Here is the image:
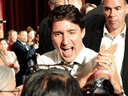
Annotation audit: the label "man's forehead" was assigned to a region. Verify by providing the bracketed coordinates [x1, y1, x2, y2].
[103, 0, 125, 6]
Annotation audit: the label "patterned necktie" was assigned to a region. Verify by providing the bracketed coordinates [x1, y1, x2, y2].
[60, 61, 79, 73]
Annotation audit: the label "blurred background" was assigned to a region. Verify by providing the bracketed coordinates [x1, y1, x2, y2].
[0, 0, 116, 38]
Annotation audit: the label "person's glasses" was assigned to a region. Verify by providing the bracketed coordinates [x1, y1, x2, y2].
[29, 63, 77, 74]
[0, 87, 20, 96]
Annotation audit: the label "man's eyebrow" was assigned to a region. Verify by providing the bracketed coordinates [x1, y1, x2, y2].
[116, 6, 122, 8]
[67, 29, 77, 31]
[52, 31, 62, 33]
[104, 6, 111, 9]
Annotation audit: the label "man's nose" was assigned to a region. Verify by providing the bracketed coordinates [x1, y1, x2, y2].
[110, 9, 115, 17]
[62, 34, 69, 45]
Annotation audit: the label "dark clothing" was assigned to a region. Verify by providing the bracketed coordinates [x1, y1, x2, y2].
[83, 3, 128, 96]
[38, 16, 54, 55]
[11, 40, 36, 86]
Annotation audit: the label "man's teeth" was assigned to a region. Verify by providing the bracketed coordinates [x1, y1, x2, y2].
[63, 47, 73, 50]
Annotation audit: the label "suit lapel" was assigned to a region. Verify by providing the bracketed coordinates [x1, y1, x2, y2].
[17, 40, 27, 50]
[91, 29, 103, 52]
[121, 26, 128, 92]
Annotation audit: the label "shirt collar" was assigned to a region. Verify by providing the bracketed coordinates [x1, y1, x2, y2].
[103, 23, 126, 39]
[18, 39, 26, 45]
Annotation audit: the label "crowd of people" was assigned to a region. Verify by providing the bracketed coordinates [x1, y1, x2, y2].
[0, 0, 127, 96]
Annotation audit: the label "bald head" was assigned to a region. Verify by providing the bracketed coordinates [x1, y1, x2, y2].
[49, 0, 68, 10]
[68, 0, 82, 11]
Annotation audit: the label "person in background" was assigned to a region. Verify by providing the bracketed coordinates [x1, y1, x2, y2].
[83, 0, 128, 95]
[35, 32, 41, 58]
[0, 65, 20, 96]
[26, 27, 36, 46]
[0, 28, 4, 39]
[81, 3, 97, 18]
[0, 38, 20, 75]
[11, 30, 39, 86]
[35, 32, 39, 45]
[68, 0, 83, 11]
[7, 30, 18, 51]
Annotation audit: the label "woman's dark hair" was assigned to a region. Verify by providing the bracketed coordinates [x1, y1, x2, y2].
[48, 4, 85, 35]
[0, 38, 8, 44]
[26, 27, 35, 33]
[21, 68, 82, 96]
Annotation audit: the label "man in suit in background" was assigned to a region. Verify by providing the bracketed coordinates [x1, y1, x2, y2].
[83, 0, 128, 95]
[11, 30, 38, 86]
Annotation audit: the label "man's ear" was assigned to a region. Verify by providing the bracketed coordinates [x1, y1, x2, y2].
[125, 4, 128, 14]
[48, 1, 54, 10]
[82, 28, 85, 39]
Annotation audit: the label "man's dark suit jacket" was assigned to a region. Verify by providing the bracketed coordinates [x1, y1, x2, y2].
[38, 16, 55, 55]
[83, 3, 128, 96]
[11, 40, 36, 75]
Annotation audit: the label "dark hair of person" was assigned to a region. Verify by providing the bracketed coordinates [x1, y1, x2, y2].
[18, 30, 27, 34]
[35, 32, 39, 37]
[21, 68, 82, 96]
[81, 3, 97, 17]
[48, 4, 85, 35]
[0, 38, 8, 44]
[26, 27, 35, 33]
[7, 30, 17, 39]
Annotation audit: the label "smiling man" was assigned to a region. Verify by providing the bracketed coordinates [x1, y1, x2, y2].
[37, 5, 97, 81]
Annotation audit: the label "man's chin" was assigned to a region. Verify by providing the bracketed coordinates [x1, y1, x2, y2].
[62, 56, 75, 63]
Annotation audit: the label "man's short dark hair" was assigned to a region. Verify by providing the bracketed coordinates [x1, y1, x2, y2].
[48, 5, 85, 34]
[18, 30, 27, 34]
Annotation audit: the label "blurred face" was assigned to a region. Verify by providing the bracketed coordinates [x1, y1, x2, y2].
[28, 31, 35, 40]
[68, 0, 82, 11]
[9, 32, 17, 42]
[51, 20, 85, 63]
[0, 77, 16, 96]
[0, 40, 8, 51]
[103, 0, 128, 31]
[18, 31, 27, 43]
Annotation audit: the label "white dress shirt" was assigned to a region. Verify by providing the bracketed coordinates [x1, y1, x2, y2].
[37, 44, 98, 82]
[100, 24, 126, 87]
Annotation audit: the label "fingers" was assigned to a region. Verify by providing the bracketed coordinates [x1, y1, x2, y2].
[96, 57, 112, 66]
[104, 43, 118, 55]
[99, 43, 105, 54]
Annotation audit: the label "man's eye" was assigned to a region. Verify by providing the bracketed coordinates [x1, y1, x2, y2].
[70, 32, 75, 34]
[105, 7, 111, 11]
[116, 7, 121, 10]
[55, 33, 61, 36]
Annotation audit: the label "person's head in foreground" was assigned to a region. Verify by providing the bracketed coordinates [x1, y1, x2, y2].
[21, 68, 82, 96]
[48, 4, 85, 63]
[0, 65, 20, 96]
